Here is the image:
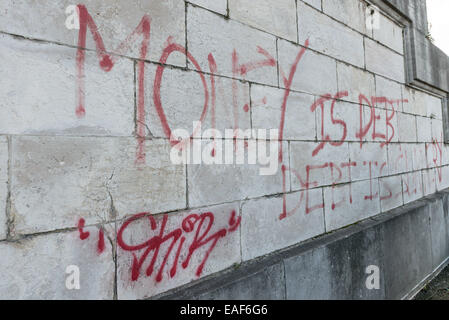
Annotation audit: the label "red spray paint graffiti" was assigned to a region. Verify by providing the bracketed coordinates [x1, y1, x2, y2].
[73, 6, 441, 228]
[117, 210, 240, 282]
[277, 40, 309, 162]
[428, 137, 444, 183]
[77, 218, 105, 254]
[311, 91, 349, 156]
[75, 5, 292, 163]
[153, 42, 209, 150]
[78, 210, 240, 283]
[77, 218, 90, 240]
[75, 4, 150, 164]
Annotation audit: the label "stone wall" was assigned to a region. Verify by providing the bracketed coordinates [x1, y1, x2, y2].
[0, 0, 447, 299]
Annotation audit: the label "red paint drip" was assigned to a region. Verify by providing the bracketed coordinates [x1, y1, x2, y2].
[208, 53, 218, 156]
[232, 50, 240, 138]
[75, 5, 151, 164]
[97, 229, 105, 254]
[279, 165, 288, 220]
[77, 218, 90, 240]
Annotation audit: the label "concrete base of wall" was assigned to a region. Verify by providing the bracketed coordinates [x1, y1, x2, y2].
[155, 189, 449, 300]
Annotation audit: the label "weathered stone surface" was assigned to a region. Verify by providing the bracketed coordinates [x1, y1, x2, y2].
[0, 0, 186, 66]
[187, 141, 288, 208]
[302, 0, 322, 10]
[229, 0, 297, 41]
[0, 0, 447, 301]
[161, 190, 449, 300]
[145, 63, 251, 138]
[382, 203, 433, 299]
[0, 137, 7, 240]
[241, 190, 325, 261]
[409, 27, 449, 94]
[402, 86, 441, 118]
[436, 166, 449, 191]
[278, 39, 338, 95]
[375, 75, 403, 106]
[427, 196, 449, 269]
[365, 37, 405, 83]
[290, 142, 350, 190]
[397, 112, 417, 142]
[411, 143, 427, 170]
[324, 179, 380, 231]
[298, 1, 365, 68]
[251, 84, 316, 140]
[0, 34, 134, 136]
[285, 246, 333, 299]
[432, 119, 444, 142]
[426, 95, 443, 120]
[379, 175, 403, 212]
[373, 13, 404, 54]
[349, 142, 388, 181]
[0, 226, 115, 299]
[322, 0, 368, 35]
[187, 5, 277, 86]
[383, 0, 428, 33]
[285, 223, 384, 299]
[188, 0, 227, 15]
[388, 143, 412, 175]
[402, 171, 424, 204]
[416, 116, 433, 142]
[337, 62, 375, 105]
[11, 136, 186, 235]
[422, 169, 437, 196]
[197, 262, 286, 300]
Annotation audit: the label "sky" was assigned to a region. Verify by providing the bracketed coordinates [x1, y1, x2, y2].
[426, 0, 449, 55]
